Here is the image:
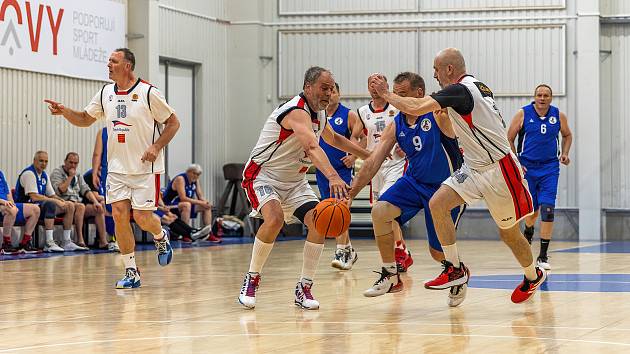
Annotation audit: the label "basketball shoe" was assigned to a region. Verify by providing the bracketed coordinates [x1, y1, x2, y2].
[424, 261, 469, 290]
[363, 267, 403, 297]
[238, 272, 260, 309]
[116, 268, 141, 289]
[154, 228, 173, 266]
[341, 246, 358, 270]
[537, 256, 551, 270]
[395, 243, 414, 273]
[511, 267, 547, 303]
[1, 242, 19, 255]
[294, 278, 319, 310]
[331, 248, 345, 270]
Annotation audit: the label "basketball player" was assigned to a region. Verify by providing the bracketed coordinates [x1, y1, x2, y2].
[507, 84, 572, 270]
[358, 76, 414, 273]
[350, 72, 466, 306]
[44, 48, 180, 289]
[369, 48, 547, 304]
[315, 82, 364, 270]
[238, 66, 370, 310]
[0, 170, 41, 254]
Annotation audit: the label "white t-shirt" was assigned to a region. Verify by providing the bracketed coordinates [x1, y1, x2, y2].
[85, 79, 174, 175]
[20, 170, 55, 197]
[357, 102, 405, 169]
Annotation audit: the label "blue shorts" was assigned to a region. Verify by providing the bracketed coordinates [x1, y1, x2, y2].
[379, 175, 464, 252]
[0, 203, 26, 224]
[315, 167, 353, 199]
[521, 159, 559, 210]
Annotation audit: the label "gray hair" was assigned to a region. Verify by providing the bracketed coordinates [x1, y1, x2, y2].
[394, 72, 426, 92]
[187, 163, 203, 174]
[303, 66, 331, 89]
[114, 47, 136, 70]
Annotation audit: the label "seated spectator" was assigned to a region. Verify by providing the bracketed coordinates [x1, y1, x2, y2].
[51, 152, 106, 251]
[14, 151, 77, 252]
[163, 164, 214, 226]
[0, 170, 41, 254]
[155, 195, 214, 243]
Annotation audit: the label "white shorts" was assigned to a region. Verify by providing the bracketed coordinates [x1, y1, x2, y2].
[370, 162, 405, 203]
[443, 153, 533, 229]
[243, 172, 318, 224]
[106, 172, 160, 211]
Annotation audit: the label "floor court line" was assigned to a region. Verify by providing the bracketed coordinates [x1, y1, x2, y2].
[1, 332, 629, 352]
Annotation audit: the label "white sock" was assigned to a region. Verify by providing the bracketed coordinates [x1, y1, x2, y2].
[337, 243, 350, 250]
[63, 229, 72, 242]
[121, 252, 137, 270]
[248, 238, 274, 273]
[45, 230, 54, 243]
[382, 262, 397, 274]
[523, 261, 537, 281]
[442, 244, 461, 268]
[300, 241, 324, 281]
[153, 229, 165, 241]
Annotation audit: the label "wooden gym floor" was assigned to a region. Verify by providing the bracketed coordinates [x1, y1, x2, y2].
[1, 238, 630, 353]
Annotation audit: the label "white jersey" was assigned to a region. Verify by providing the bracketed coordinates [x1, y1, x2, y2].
[85, 79, 174, 175]
[357, 102, 405, 169]
[432, 75, 511, 170]
[244, 93, 327, 183]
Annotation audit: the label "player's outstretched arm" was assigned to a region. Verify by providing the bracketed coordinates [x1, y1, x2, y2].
[321, 123, 370, 160]
[44, 99, 96, 127]
[507, 109, 524, 154]
[369, 74, 441, 116]
[284, 109, 348, 199]
[349, 123, 396, 199]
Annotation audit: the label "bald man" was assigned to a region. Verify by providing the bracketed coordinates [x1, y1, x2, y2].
[369, 48, 546, 304]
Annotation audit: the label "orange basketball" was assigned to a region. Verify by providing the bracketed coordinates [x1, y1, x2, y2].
[312, 198, 351, 237]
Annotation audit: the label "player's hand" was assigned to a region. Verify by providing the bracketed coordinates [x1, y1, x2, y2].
[92, 173, 100, 189]
[141, 144, 160, 163]
[68, 168, 76, 177]
[328, 175, 349, 200]
[560, 154, 570, 165]
[341, 155, 357, 168]
[55, 199, 67, 210]
[44, 99, 66, 115]
[369, 74, 389, 98]
[94, 202, 104, 213]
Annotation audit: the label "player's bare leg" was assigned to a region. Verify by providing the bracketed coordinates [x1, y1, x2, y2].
[239, 200, 284, 309]
[178, 201, 192, 225]
[134, 209, 172, 266]
[364, 201, 403, 297]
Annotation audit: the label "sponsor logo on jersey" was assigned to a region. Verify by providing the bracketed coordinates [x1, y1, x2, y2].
[334, 117, 343, 125]
[112, 120, 132, 133]
[421, 118, 432, 131]
[529, 119, 534, 123]
[549, 116, 557, 124]
[399, 131, 406, 137]
[117, 134, 126, 143]
[388, 110, 395, 117]
[109, 95, 113, 102]
[132, 94, 139, 102]
[113, 120, 132, 127]
[145, 199, 154, 203]
[474, 81, 494, 98]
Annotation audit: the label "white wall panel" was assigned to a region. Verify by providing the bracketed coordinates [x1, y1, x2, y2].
[159, 5, 228, 200]
[278, 29, 418, 98]
[0, 68, 104, 185]
[158, 0, 226, 18]
[600, 0, 630, 16]
[420, 0, 565, 12]
[418, 25, 566, 96]
[600, 24, 630, 209]
[278, 0, 417, 15]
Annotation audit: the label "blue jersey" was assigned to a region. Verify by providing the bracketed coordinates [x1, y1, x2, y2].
[0, 170, 9, 200]
[100, 127, 108, 173]
[517, 103, 561, 163]
[319, 104, 352, 171]
[15, 165, 49, 203]
[163, 173, 197, 205]
[394, 112, 462, 184]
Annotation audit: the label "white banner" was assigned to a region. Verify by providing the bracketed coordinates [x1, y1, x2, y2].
[0, 0, 126, 81]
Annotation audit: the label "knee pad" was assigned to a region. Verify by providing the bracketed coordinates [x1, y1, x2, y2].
[540, 204, 555, 222]
[41, 201, 57, 219]
[294, 201, 318, 225]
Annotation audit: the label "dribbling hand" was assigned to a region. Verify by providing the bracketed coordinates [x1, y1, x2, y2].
[44, 99, 65, 115]
[328, 175, 349, 200]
